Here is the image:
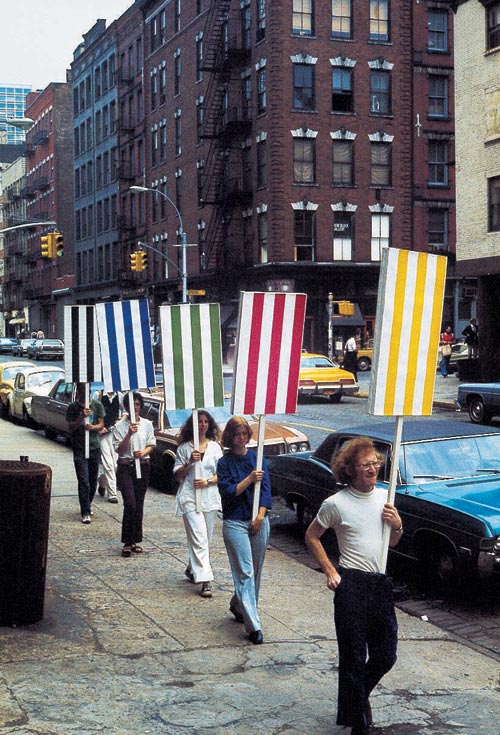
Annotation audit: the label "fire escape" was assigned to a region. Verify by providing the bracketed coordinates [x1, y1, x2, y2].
[200, 1, 253, 272]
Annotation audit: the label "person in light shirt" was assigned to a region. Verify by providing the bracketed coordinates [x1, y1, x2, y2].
[305, 437, 403, 735]
[112, 392, 156, 557]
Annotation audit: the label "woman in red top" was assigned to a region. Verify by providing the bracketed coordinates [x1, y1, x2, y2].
[439, 325, 454, 377]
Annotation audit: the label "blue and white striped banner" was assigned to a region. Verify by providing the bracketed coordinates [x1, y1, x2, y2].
[95, 300, 156, 392]
[64, 305, 102, 384]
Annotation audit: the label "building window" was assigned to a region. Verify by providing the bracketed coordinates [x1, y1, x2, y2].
[257, 0, 266, 41]
[293, 64, 315, 111]
[151, 129, 159, 167]
[257, 139, 267, 187]
[371, 142, 391, 186]
[241, 4, 251, 49]
[160, 125, 167, 163]
[333, 212, 354, 260]
[175, 0, 181, 33]
[488, 176, 500, 231]
[175, 112, 182, 155]
[428, 76, 448, 118]
[332, 0, 352, 39]
[428, 139, 448, 186]
[428, 209, 448, 249]
[196, 37, 203, 82]
[428, 9, 448, 52]
[151, 71, 158, 111]
[160, 67, 167, 105]
[293, 138, 316, 183]
[332, 67, 353, 113]
[370, 70, 391, 114]
[292, 0, 313, 36]
[257, 67, 267, 114]
[487, 3, 500, 50]
[369, 0, 390, 42]
[294, 210, 316, 261]
[332, 139, 354, 185]
[258, 211, 268, 262]
[242, 75, 252, 118]
[174, 51, 181, 96]
[371, 213, 390, 260]
[196, 99, 204, 143]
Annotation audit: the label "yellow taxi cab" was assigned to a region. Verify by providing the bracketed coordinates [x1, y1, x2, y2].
[0, 360, 35, 418]
[298, 352, 359, 403]
[356, 339, 374, 372]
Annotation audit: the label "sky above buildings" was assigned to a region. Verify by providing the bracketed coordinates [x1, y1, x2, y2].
[1, 1, 134, 91]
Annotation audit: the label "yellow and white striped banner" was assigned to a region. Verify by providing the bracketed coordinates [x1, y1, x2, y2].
[368, 248, 447, 416]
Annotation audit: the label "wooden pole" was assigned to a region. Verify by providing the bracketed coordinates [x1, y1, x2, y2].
[192, 409, 200, 512]
[252, 414, 266, 520]
[128, 390, 142, 479]
[380, 415, 403, 572]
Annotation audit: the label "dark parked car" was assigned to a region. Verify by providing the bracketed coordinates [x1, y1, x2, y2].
[28, 338, 64, 360]
[268, 419, 500, 585]
[457, 382, 500, 424]
[31, 379, 104, 439]
[0, 337, 17, 354]
[11, 338, 36, 357]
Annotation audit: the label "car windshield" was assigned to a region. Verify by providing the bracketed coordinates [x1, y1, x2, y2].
[2, 367, 23, 380]
[301, 356, 335, 369]
[26, 372, 61, 389]
[42, 340, 61, 347]
[401, 435, 500, 482]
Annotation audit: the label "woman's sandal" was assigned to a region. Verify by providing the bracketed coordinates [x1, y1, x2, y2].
[131, 544, 143, 554]
[122, 545, 132, 557]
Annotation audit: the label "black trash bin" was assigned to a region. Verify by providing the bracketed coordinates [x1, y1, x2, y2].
[0, 460, 51, 626]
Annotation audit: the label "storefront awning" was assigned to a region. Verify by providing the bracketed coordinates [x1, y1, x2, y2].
[330, 303, 364, 327]
[9, 317, 25, 324]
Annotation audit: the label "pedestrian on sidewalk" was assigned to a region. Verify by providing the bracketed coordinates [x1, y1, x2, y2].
[113, 392, 156, 557]
[173, 410, 223, 598]
[343, 328, 360, 381]
[66, 384, 105, 524]
[305, 437, 403, 735]
[439, 324, 454, 377]
[462, 317, 479, 359]
[217, 416, 272, 645]
[97, 391, 123, 504]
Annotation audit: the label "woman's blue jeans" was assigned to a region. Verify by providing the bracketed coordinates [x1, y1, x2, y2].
[222, 516, 270, 633]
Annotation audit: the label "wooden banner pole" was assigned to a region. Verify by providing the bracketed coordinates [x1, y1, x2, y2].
[192, 409, 200, 512]
[128, 390, 142, 479]
[252, 414, 266, 521]
[380, 415, 403, 573]
[84, 383, 90, 459]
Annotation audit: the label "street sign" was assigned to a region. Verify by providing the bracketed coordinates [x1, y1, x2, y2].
[187, 289, 206, 296]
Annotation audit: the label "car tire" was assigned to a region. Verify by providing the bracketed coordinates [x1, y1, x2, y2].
[296, 499, 315, 530]
[5, 402, 13, 422]
[468, 398, 492, 425]
[329, 393, 342, 403]
[357, 357, 371, 371]
[22, 406, 35, 429]
[44, 427, 58, 440]
[419, 539, 460, 587]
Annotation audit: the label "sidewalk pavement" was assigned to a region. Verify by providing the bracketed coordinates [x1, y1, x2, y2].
[1, 414, 498, 735]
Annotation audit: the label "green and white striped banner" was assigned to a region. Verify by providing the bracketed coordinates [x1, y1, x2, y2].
[159, 303, 224, 410]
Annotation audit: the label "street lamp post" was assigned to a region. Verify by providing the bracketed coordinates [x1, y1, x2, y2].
[129, 185, 189, 303]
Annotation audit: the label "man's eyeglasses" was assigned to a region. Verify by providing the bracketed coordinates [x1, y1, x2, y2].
[356, 461, 382, 471]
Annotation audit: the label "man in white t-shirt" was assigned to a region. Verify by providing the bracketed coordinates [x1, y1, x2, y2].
[305, 437, 403, 735]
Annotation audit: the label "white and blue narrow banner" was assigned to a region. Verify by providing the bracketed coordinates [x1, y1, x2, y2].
[64, 305, 102, 384]
[95, 299, 156, 392]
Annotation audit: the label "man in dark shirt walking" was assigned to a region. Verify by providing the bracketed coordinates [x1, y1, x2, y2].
[66, 384, 105, 523]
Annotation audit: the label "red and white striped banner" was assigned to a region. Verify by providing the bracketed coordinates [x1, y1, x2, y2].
[231, 292, 307, 415]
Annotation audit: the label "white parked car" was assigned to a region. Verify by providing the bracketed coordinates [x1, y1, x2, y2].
[7, 366, 64, 425]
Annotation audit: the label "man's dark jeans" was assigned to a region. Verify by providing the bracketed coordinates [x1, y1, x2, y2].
[73, 449, 101, 517]
[334, 567, 398, 730]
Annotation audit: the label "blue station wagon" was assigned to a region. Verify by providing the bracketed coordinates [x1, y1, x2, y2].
[268, 419, 500, 585]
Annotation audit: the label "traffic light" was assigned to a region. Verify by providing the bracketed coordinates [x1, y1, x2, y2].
[338, 300, 355, 316]
[41, 233, 54, 259]
[138, 251, 148, 271]
[130, 251, 139, 271]
[53, 232, 64, 257]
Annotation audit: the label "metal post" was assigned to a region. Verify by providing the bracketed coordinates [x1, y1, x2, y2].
[181, 231, 187, 304]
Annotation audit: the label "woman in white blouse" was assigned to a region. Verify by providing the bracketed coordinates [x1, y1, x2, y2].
[173, 411, 222, 598]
